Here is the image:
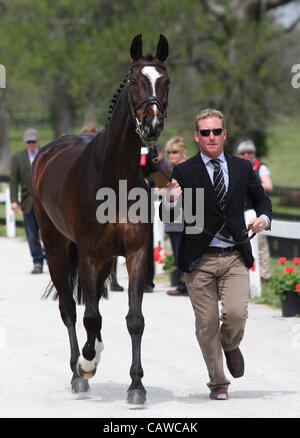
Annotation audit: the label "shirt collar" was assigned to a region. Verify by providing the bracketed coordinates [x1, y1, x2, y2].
[27, 147, 39, 156]
[200, 151, 226, 165]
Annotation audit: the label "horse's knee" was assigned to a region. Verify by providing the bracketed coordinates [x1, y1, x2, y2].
[126, 312, 145, 336]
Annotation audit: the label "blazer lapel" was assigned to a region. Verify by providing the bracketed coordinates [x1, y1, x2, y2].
[22, 149, 31, 168]
[191, 153, 220, 209]
[224, 152, 237, 209]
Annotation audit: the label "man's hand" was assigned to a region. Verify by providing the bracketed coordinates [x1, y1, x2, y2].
[166, 178, 182, 202]
[247, 216, 268, 233]
[11, 202, 19, 213]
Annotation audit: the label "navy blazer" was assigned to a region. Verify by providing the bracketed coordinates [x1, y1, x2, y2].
[160, 152, 272, 272]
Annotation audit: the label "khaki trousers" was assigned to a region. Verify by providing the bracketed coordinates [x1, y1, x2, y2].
[184, 249, 249, 389]
[258, 233, 271, 281]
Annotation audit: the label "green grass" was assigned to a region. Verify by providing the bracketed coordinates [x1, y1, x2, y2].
[264, 115, 300, 187]
[270, 195, 300, 217]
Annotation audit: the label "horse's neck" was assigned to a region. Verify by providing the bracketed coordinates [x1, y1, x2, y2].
[87, 88, 142, 185]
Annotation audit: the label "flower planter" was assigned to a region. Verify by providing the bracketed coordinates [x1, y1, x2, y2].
[169, 270, 178, 287]
[280, 291, 300, 317]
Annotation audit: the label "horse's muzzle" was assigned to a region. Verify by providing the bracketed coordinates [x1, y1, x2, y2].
[141, 114, 164, 140]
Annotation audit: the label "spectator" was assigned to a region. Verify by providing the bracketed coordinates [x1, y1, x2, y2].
[164, 136, 188, 296]
[10, 128, 44, 274]
[140, 144, 164, 293]
[237, 140, 272, 282]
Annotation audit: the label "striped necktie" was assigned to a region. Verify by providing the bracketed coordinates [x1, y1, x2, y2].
[210, 159, 231, 238]
[210, 159, 226, 211]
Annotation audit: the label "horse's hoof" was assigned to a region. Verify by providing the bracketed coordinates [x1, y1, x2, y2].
[76, 362, 97, 380]
[71, 376, 90, 393]
[126, 389, 147, 407]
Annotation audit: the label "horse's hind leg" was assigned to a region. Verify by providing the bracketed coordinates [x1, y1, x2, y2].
[34, 203, 88, 393]
[125, 248, 148, 406]
[45, 238, 90, 393]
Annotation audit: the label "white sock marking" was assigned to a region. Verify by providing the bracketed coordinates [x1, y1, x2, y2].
[78, 340, 104, 373]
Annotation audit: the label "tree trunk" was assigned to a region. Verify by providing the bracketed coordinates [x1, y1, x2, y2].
[49, 85, 76, 138]
[83, 102, 97, 127]
[0, 94, 10, 174]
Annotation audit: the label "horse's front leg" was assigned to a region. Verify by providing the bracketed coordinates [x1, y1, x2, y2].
[76, 258, 112, 381]
[125, 248, 148, 406]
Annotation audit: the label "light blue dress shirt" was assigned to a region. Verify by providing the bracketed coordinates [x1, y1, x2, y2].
[201, 152, 234, 247]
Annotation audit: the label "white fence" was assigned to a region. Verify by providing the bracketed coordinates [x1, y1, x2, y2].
[0, 184, 16, 237]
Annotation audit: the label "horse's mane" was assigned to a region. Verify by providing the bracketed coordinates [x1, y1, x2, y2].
[105, 76, 128, 126]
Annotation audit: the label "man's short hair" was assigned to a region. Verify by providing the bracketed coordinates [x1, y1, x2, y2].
[195, 109, 225, 130]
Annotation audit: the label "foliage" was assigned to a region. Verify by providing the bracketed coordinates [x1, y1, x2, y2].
[0, 0, 299, 158]
[153, 245, 177, 272]
[162, 254, 177, 273]
[270, 257, 300, 300]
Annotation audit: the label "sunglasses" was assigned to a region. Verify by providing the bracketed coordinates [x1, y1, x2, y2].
[26, 140, 37, 144]
[197, 128, 224, 137]
[167, 150, 179, 155]
[240, 151, 254, 155]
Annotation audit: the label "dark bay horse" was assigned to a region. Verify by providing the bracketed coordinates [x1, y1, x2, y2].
[31, 35, 169, 406]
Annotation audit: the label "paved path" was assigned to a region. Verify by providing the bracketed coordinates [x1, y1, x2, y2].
[1, 237, 300, 418]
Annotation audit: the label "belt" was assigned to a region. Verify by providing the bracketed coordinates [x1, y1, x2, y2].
[206, 246, 236, 254]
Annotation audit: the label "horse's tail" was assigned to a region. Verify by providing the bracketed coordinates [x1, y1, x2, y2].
[43, 242, 108, 303]
[42, 242, 82, 303]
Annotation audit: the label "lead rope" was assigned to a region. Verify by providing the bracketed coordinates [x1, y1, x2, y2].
[150, 147, 256, 245]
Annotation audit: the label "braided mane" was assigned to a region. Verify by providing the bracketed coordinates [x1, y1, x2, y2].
[105, 75, 128, 126]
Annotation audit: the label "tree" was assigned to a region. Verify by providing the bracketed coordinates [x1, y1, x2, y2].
[0, 0, 299, 170]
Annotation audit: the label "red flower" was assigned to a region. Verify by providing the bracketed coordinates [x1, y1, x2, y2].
[296, 284, 300, 292]
[153, 246, 164, 263]
[278, 257, 287, 264]
[292, 257, 300, 264]
[284, 266, 295, 273]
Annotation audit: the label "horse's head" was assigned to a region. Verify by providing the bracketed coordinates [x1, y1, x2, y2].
[128, 34, 169, 144]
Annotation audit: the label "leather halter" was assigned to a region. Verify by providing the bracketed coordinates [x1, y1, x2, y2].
[127, 62, 169, 148]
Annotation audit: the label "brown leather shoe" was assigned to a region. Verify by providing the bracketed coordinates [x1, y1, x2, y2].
[31, 265, 43, 274]
[224, 347, 244, 378]
[167, 289, 188, 296]
[210, 386, 228, 400]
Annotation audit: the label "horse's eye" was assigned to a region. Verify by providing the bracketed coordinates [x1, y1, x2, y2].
[128, 78, 136, 86]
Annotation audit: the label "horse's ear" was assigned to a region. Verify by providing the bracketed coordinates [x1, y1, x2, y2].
[130, 34, 143, 61]
[155, 34, 168, 62]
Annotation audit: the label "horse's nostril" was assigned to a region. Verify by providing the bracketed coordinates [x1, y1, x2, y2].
[142, 115, 152, 126]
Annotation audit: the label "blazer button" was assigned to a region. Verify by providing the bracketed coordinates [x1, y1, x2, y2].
[223, 214, 227, 220]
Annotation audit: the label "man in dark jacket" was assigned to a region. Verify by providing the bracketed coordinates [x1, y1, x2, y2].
[161, 109, 272, 400]
[10, 128, 44, 273]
